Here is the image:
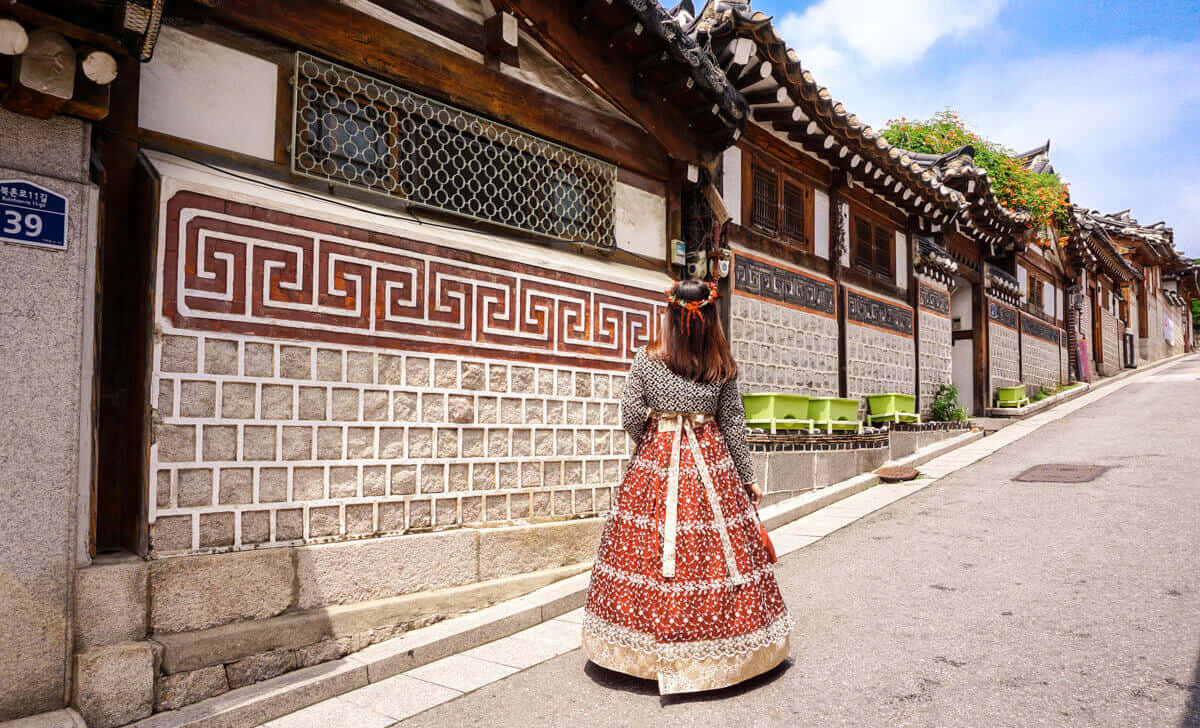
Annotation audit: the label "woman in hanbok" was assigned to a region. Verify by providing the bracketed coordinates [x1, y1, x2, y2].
[582, 278, 792, 695]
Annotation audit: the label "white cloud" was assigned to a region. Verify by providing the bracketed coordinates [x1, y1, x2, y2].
[778, 0, 1007, 77]
[772, 3, 1200, 255]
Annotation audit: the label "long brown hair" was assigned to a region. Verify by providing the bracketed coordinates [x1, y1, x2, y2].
[647, 279, 738, 383]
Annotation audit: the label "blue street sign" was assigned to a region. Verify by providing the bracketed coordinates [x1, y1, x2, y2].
[0, 180, 69, 251]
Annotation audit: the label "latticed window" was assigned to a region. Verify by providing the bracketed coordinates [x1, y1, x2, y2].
[782, 181, 807, 243]
[854, 218, 873, 270]
[1028, 276, 1044, 309]
[291, 53, 616, 245]
[853, 213, 895, 279]
[873, 226, 892, 277]
[750, 165, 778, 235]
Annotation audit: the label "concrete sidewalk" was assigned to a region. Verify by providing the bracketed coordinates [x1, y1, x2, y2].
[253, 353, 1198, 727]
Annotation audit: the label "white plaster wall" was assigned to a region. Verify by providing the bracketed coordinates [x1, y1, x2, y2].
[613, 181, 666, 262]
[139, 27, 278, 160]
[1044, 281, 1054, 317]
[1017, 265, 1028, 301]
[951, 278, 973, 331]
[952, 339, 974, 414]
[723, 146, 742, 227]
[813, 189, 830, 260]
[894, 230, 907, 289]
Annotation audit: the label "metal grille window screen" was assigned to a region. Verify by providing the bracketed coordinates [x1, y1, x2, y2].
[292, 53, 616, 245]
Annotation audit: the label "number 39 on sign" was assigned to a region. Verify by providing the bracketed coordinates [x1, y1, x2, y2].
[0, 180, 69, 252]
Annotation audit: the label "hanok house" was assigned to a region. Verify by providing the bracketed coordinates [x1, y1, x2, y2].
[1067, 206, 1144, 377]
[684, 2, 1029, 419]
[0, 0, 749, 723]
[1079, 209, 1191, 363]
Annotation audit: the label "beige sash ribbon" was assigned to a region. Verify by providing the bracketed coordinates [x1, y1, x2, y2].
[654, 411, 743, 582]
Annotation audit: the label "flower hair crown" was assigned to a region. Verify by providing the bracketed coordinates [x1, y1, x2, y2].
[665, 280, 719, 334]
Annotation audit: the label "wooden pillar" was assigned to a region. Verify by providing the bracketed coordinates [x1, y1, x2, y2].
[830, 172, 847, 398]
[93, 57, 149, 555]
[907, 223, 920, 410]
[973, 285, 989, 414]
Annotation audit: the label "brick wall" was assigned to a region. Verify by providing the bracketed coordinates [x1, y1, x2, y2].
[151, 339, 628, 554]
[917, 283, 952, 416]
[1100, 309, 1121, 375]
[989, 322, 1020, 389]
[730, 251, 839, 396]
[730, 295, 838, 395]
[846, 323, 915, 402]
[148, 187, 663, 556]
[1020, 332, 1061, 392]
[845, 288, 916, 404]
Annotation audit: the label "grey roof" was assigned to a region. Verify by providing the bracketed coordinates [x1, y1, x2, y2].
[1016, 141, 1055, 175]
[678, 0, 1030, 252]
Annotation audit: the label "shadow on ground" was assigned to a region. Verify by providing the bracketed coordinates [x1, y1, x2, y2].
[1183, 643, 1200, 727]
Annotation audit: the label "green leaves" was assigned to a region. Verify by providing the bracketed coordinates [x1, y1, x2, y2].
[929, 383, 968, 422]
[882, 110, 1070, 235]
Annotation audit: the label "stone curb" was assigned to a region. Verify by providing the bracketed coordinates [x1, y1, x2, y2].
[984, 351, 1191, 418]
[0, 710, 88, 728]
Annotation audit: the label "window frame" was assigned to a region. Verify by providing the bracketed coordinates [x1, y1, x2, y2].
[743, 151, 815, 252]
[849, 206, 896, 281]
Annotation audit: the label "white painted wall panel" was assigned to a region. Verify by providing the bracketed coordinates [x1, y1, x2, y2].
[895, 230, 907, 289]
[723, 146, 742, 227]
[614, 181, 666, 262]
[1017, 265, 1028, 300]
[813, 189, 830, 260]
[139, 27, 278, 161]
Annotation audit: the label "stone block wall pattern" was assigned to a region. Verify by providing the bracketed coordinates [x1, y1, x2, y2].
[846, 324, 916, 403]
[845, 288, 916, 405]
[1020, 332, 1062, 393]
[917, 283, 952, 415]
[148, 187, 661, 556]
[988, 309, 1017, 393]
[730, 251, 838, 395]
[730, 295, 838, 395]
[1100, 309, 1121, 375]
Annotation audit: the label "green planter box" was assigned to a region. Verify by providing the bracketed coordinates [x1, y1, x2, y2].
[995, 385, 1029, 408]
[742, 393, 813, 433]
[807, 397, 862, 433]
[865, 393, 920, 424]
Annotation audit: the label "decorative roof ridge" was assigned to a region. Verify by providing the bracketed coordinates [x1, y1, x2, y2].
[691, 0, 1030, 253]
[627, 0, 749, 129]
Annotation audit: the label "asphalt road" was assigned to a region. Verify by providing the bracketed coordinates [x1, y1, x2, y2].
[402, 357, 1200, 728]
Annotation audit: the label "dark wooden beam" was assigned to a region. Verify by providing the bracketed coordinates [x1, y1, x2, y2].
[743, 87, 788, 106]
[751, 104, 801, 124]
[369, 0, 485, 52]
[4, 2, 127, 55]
[212, 0, 672, 179]
[483, 11, 518, 68]
[493, 0, 713, 163]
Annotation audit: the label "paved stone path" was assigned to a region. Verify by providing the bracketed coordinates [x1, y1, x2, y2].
[266, 356, 1200, 727]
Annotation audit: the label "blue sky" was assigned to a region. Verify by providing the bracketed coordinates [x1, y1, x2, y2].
[749, 0, 1200, 257]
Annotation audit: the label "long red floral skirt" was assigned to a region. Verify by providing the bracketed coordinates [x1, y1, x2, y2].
[582, 416, 792, 694]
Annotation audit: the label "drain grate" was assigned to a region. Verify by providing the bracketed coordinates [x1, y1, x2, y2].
[1012, 464, 1109, 483]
